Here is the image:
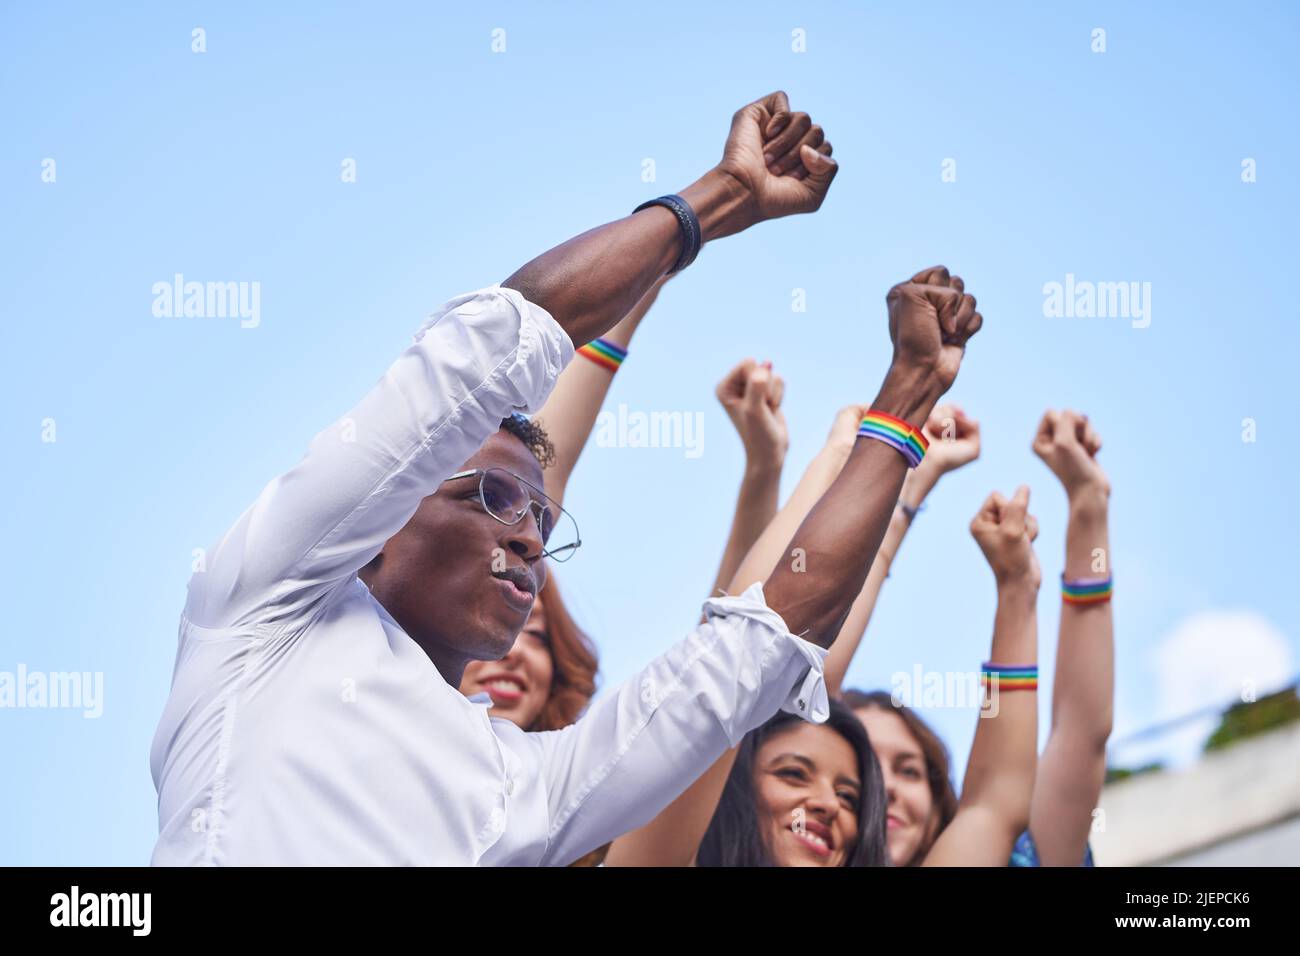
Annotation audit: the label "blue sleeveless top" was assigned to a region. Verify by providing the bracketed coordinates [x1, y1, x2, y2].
[1009, 829, 1095, 867]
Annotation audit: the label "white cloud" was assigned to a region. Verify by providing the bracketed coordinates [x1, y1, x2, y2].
[1144, 609, 1294, 766]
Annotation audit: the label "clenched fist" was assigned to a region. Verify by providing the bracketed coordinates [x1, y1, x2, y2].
[716, 91, 838, 231]
[887, 266, 983, 400]
[1033, 410, 1110, 501]
[917, 404, 981, 477]
[716, 358, 789, 470]
[970, 486, 1041, 588]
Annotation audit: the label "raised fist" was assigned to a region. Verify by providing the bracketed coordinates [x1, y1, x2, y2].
[917, 403, 981, 478]
[716, 358, 789, 469]
[886, 266, 983, 399]
[1032, 410, 1110, 499]
[717, 91, 838, 227]
[970, 485, 1041, 588]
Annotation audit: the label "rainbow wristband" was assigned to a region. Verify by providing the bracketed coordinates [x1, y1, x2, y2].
[857, 410, 929, 468]
[576, 337, 628, 373]
[1062, 573, 1113, 606]
[981, 662, 1038, 692]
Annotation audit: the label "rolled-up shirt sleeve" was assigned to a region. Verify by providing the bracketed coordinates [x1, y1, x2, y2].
[530, 581, 830, 866]
[187, 286, 574, 631]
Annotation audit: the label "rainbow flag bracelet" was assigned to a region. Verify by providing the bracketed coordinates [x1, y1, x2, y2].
[576, 337, 628, 372]
[857, 410, 929, 468]
[1061, 574, 1113, 606]
[981, 662, 1038, 692]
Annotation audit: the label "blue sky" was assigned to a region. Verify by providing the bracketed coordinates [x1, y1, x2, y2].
[2, 2, 1297, 864]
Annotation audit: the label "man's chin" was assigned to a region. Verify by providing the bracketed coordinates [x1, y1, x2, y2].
[470, 608, 529, 661]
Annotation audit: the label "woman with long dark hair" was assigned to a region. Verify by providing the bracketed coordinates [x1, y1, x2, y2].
[696, 699, 889, 867]
[608, 394, 1041, 867]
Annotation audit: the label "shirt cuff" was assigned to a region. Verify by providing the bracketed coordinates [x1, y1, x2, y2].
[701, 582, 831, 725]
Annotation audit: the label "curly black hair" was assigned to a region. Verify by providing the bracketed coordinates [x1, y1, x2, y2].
[500, 413, 555, 468]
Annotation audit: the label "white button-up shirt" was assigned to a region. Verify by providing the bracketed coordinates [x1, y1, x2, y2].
[149, 286, 830, 866]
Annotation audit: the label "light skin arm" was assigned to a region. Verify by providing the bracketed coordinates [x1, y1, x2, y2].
[533, 277, 669, 505]
[706, 359, 790, 603]
[724, 403, 865, 593]
[606, 266, 986, 866]
[823, 406, 981, 696]
[1027, 410, 1113, 866]
[923, 487, 1041, 866]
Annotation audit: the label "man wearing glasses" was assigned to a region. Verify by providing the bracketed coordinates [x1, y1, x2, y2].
[150, 92, 982, 865]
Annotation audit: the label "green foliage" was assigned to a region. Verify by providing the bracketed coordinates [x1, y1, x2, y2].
[1204, 684, 1300, 752]
[1104, 762, 1164, 784]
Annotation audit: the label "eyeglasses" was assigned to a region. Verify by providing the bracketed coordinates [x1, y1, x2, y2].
[442, 467, 581, 562]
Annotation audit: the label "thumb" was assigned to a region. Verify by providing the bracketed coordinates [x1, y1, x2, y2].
[974, 491, 1003, 526]
[1032, 410, 1056, 455]
[768, 371, 785, 411]
[799, 144, 838, 195]
[1005, 485, 1031, 528]
[744, 366, 772, 412]
[717, 358, 756, 404]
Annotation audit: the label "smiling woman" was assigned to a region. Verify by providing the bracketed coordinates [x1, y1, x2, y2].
[843, 689, 958, 866]
[696, 699, 889, 867]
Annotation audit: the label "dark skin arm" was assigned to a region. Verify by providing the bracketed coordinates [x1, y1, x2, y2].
[502, 92, 837, 347]
[606, 266, 986, 867]
[764, 268, 984, 647]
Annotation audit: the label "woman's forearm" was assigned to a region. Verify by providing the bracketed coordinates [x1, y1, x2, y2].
[1030, 491, 1113, 866]
[708, 462, 783, 601]
[964, 579, 1039, 815]
[923, 578, 1039, 865]
[533, 281, 665, 504]
[603, 747, 740, 867]
[1051, 492, 1113, 741]
[724, 442, 850, 594]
